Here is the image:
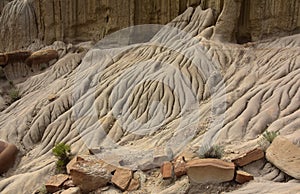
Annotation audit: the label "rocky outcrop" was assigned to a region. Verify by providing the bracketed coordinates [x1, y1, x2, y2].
[1, 0, 300, 51]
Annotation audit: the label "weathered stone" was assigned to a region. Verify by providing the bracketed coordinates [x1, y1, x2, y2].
[232, 148, 264, 167]
[186, 159, 235, 184]
[111, 167, 132, 191]
[69, 160, 112, 193]
[127, 178, 140, 191]
[45, 174, 69, 193]
[174, 157, 187, 178]
[61, 187, 81, 194]
[0, 141, 18, 174]
[25, 49, 58, 66]
[235, 170, 254, 184]
[161, 161, 173, 179]
[266, 136, 300, 179]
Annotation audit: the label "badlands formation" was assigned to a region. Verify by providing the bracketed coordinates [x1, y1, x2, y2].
[0, 0, 300, 193]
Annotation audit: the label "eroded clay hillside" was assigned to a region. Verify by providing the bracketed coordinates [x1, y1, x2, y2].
[0, 0, 299, 194]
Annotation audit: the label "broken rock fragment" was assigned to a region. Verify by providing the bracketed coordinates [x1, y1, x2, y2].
[161, 161, 173, 179]
[232, 148, 264, 167]
[111, 167, 133, 191]
[69, 159, 112, 193]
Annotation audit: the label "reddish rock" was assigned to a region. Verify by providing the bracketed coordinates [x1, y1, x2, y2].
[235, 170, 254, 184]
[111, 167, 133, 191]
[45, 174, 69, 193]
[127, 178, 140, 191]
[232, 148, 264, 167]
[69, 159, 112, 193]
[161, 161, 173, 179]
[174, 157, 187, 178]
[186, 159, 235, 184]
[0, 141, 18, 174]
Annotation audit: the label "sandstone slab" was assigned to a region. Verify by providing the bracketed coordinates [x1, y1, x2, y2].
[235, 170, 254, 184]
[45, 174, 69, 193]
[232, 148, 264, 167]
[266, 136, 300, 179]
[161, 161, 173, 179]
[69, 160, 112, 193]
[111, 167, 132, 191]
[186, 159, 235, 184]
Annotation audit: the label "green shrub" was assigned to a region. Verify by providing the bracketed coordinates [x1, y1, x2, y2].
[52, 143, 71, 172]
[262, 130, 280, 143]
[199, 144, 224, 159]
[9, 89, 20, 102]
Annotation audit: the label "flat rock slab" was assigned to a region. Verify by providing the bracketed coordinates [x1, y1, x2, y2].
[266, 136, 300, 179]
[186, 159, 235, 184]
[232, 148, 264, 167]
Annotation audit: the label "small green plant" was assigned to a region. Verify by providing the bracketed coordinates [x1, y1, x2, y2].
[52, 142, 71, 172]
[199, 144, 224, 159]
[9, 89, 20, 102]
[262, 130, 280, 143]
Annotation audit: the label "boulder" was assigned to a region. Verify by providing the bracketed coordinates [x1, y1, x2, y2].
[232, 148, 264, 167]
[161, 161, 173, 179]
[186, 159, 235, 184]
[25, 49, 58, 66]
[45, 174, 69, 193]
[266, 136, 300, 179]
[235, 170, 254, 184]
[69, 159, 112, 193]
[111, 167, 133, 191]
[0, 141, 18, 174]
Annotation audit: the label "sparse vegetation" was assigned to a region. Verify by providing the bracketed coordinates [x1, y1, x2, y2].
[52, 142, 71, 172]
[9, 88, 20, 102]
[262, 130, 280, 143]
[199, 144, 224, 159]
